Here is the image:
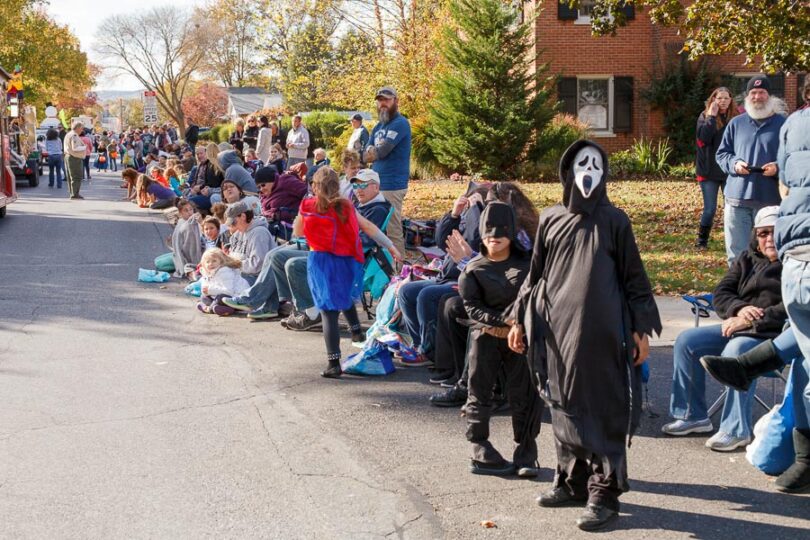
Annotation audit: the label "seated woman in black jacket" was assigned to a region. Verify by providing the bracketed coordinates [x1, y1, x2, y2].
[662, 206, 786, 451]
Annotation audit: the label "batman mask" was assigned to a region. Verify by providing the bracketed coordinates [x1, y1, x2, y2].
[479, 201, 518, 256]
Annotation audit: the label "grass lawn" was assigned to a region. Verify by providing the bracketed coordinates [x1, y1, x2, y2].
[403, 179, 729, 296]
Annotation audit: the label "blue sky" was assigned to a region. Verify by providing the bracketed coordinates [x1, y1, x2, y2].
[46, 0, 201, 91]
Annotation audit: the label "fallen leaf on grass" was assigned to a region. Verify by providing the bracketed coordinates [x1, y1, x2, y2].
[481, 520, 497, 529]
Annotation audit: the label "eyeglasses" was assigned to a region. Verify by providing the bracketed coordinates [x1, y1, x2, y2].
[756, 230, 775, 238]
[351, 182, 370, 190]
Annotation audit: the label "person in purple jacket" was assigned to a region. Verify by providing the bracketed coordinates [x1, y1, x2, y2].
[255, 165, 308, 224]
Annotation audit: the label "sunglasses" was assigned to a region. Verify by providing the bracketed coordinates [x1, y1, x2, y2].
[351, 182, 370, 190]
[756, 230, 774, 238]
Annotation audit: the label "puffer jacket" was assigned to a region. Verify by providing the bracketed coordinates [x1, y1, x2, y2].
[775, 108, 810, 258]
[713, 232, 786, 338]
[202, 266, 250, 298]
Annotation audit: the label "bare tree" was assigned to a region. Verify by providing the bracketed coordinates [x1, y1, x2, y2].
[94, 7, 209, 132]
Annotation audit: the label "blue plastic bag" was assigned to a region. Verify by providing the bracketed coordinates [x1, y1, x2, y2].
[746, 365, 796, 475]
[138, 268, 171, 283]
[341, 341, 395, 376]
[184, 280, 202, 297]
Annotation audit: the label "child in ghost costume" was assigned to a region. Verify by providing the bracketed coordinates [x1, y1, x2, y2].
[508, 140, 662, 531]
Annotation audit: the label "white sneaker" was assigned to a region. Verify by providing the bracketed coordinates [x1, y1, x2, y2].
[661, 418, 714, 436]
[705, 431, 752, 452]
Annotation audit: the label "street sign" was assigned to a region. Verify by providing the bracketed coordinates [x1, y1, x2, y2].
[143, 90, 158, 124]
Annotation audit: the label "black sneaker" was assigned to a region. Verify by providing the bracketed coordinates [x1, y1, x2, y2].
[429, 385, 468, 408]
[351, 331, 365, 343]
[576, 504, 618, 531]
[283, 311, 322, 331]
[429, 371, 455, 384]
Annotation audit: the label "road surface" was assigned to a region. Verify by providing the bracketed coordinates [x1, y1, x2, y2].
[0, 174, 807, 538]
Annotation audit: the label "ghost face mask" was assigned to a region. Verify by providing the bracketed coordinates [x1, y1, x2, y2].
[572, 146, 604, 199]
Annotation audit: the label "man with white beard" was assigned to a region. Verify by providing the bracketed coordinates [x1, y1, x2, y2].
[716, 75, 787, 265]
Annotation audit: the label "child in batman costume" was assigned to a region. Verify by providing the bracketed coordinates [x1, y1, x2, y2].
[459, 201, 542, 478]
[508, 140, 662, 531]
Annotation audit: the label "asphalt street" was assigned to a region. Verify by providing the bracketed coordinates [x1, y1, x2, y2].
[0, 172, 808, 539]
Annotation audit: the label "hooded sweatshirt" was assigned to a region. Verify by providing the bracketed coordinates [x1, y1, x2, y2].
[220, 150, 258, 194]
[229, 216, 275, 276]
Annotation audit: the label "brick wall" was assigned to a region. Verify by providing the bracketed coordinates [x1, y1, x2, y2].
[534, 2, 805, 153]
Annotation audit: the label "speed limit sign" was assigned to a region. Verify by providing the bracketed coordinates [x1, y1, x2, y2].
[143, 91, 158, 124]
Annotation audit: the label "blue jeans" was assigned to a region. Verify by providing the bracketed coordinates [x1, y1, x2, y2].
[699, 180, 723, 228]
[782, 257, 810, 430]
[269, 246, 312, 310]
[773, 328, 802, 362]
[236, 250, 278, 312]
[670, 324, 761, 438]
[724, 202, 767, 266]
[399, 280, 457, 356]
[48, 154, 64, 187]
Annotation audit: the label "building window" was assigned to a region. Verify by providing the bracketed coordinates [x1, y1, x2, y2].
[577, 78, 610, 130]
[575, 0, 596, 24]
[558, 1, 635, 23]
[558, 75, 633, 134]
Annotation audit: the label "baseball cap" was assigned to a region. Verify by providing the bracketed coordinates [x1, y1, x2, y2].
[350, 113, 363, 122]
[224, 201, 250, 226]
[375, 86, 397, 99]
[746, 75, 771, 94]
[754, 206, 779, 229]
[351, 169, 380, 185]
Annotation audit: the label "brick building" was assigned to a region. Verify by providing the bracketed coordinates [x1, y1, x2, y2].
[525, 1, 806, 152]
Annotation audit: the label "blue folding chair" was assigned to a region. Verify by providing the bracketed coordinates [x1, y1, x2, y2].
[361, 207, 397, 319]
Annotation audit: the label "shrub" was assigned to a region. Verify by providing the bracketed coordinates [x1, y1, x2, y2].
[535, 114, 592, 167]
[668, 162, 696, 179]
[643, 57, 720, 162]
[302, 111, 352, 156]
[411, 116, 450, 180]
[609, 138, 674, 178]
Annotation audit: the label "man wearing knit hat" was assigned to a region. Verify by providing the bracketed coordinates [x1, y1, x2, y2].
[716, 74, 787, 265]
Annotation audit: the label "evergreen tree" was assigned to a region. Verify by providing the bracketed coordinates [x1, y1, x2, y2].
[427, 0, 554, 179]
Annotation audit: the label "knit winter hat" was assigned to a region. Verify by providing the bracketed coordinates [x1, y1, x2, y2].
[746, 75, 771, 94]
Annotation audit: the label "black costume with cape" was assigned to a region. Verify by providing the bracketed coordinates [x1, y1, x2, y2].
[513, 140, 662, 506]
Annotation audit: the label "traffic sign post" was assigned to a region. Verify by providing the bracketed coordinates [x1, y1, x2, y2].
[143, 90, 158, 124]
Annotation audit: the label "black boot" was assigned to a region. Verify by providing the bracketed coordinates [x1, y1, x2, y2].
[695, 226, 710, 249]
[699, 340, 783, 392]
[776, 429, 810, 493]
[321, 359, 342, 379]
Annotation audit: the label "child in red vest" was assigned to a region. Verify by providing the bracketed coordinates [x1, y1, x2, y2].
[294, 167, 365, 378]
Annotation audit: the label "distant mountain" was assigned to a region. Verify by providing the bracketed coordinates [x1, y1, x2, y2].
[94, 89, 144, 102]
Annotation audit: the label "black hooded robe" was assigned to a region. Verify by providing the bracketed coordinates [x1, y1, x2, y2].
[513, 140, 662, 505]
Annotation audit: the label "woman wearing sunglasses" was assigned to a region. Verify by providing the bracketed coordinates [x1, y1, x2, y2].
[662, 206, 787, 451]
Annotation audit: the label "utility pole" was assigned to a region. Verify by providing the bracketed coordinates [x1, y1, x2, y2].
[119, 97, 124, 132]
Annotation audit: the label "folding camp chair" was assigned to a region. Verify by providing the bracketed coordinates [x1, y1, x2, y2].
[681, 294, 786, 417]
[268, 206, 298, 244]
[361, 207, 397, 319]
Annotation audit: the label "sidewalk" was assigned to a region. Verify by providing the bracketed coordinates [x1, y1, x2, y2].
[653, 295, 719, 346]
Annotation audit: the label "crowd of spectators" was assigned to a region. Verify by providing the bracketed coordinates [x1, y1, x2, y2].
[106, 77, 809, 527]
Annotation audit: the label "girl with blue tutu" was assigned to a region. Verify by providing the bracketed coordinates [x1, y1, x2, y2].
[295, 167, 366, 378]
